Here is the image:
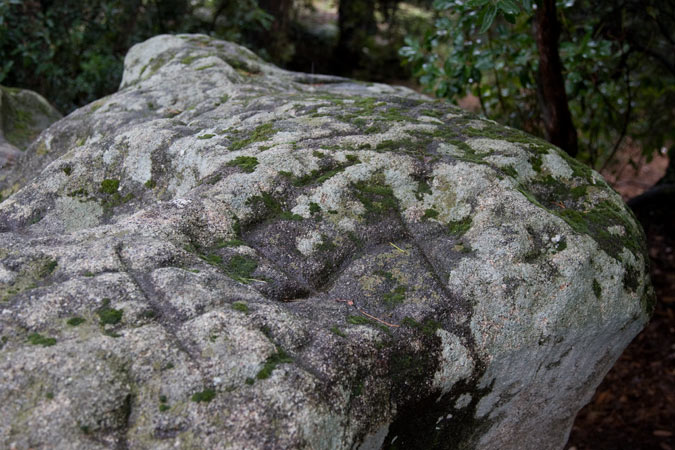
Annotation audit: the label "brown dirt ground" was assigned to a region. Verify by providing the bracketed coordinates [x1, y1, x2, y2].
[565, 151, 674, 450]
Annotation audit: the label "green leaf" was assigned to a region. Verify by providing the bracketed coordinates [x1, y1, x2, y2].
[504, 12, 516, 24]
[433, 0, 455, 10]
[497, 0, 520, 15]
[522, 0, 532, 12]
[467, 0, 490, 8]
[478, 4, 499, 33]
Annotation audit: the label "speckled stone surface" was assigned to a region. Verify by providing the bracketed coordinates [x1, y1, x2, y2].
[0, 85, 61, 190]
[0, 34, 653, 449]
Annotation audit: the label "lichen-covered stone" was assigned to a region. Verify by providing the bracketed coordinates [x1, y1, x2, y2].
[0, 85, 62, 201]
[0, 34, 652, 449]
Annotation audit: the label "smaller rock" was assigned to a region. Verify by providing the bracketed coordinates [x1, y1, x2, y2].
[0, 85, 61, 151]
[0, 85, 62, 197]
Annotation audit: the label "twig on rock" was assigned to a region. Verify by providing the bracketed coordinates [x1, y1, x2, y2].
[334, 298, 400, 328]
[389, 242, 409, 254]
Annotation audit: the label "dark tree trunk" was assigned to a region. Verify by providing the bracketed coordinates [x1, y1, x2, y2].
[258, 0, 293, 31]
[534, 0, 579, 156]
[334, 0, 377, 75]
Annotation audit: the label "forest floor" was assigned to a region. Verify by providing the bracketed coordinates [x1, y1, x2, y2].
[566, 151, 674, 450]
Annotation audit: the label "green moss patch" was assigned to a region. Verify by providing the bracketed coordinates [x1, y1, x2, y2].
[557, 200, 645, 263]
[502, 165, 518, 178]
[447, 217, 472, 236]
[96, 298, 123, 325]
[330, 326, 347, 338]
[309, 202, 322, 216]
[67, 317, 85, 326]
[191, 388, 216, 403]
[225, 255, 258, 283]
[316, 235, 337, 252]
[199, 252, 258, 283]
[28, 333, 56, 347]
[1, 256, 58, 302]
[529, 155, 543, 172]
[294, 167, 344, 186]
[231, 301, 249, 313]
[347, 315, 371, 325]
[286, 155, 359, 188]
[353, 174, 399, 221]
[423, 208, 439, 220]
[256, 347, 292, 380]
[376, 138, 417, 153]
[103, 191, 134, 209]
[592, 279, 602, 299]
[95, 178, 134, 210]
[383, 284, 407, 307]
[415, 179, 433, 200]
[40, 259, 58, 277]
[100, 179, 120, 195]
[227, 156, 259, 173]
[229, 123, 277, 151]
[246, 192, 302, 221]
[215, 237, 245, 248]
[180, 54, 210, 65]
[401, 317, 442, 337]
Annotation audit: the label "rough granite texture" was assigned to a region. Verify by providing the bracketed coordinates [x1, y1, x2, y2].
[0, 34, 653, 449]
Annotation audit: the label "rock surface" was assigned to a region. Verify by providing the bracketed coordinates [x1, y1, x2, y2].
[0, 34, 653, 449]
[0, 85, 62, 198]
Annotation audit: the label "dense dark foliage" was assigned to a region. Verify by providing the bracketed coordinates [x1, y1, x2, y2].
[1, 0, 672, 173]
[0, 0, 271, 113]
[400, 0, 675, 169]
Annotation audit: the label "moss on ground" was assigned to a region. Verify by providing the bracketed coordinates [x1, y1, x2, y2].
[401, 317, 442, 337]
[67, 317, 86, 326]
[330, 326, 347, 338]
[255, 347, 292, 380]
[96, 298, 123, 325]
[229, 123, 277, 150]
[447, 217, 472, 236]
[415, 179, 433, 200]
[231, 301, 249, 313]
[227, 156, 259, 173]
[423, 209, 439, 220]
[353, 174, 399, 222]
[100, 179, 120, 195]
[1, 256, 58, 302]
[28, 332, 56, 347]
[246, 192, 302, 221]
[191, 388, 216, 403]
[383, 284, 407, 307]
[592, 279, 602, 299]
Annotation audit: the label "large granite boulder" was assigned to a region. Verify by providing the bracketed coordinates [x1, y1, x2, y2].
[0, 85, 62, 199]
[0, 34, 652, 449]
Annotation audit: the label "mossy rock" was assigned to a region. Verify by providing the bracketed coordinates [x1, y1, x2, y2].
[0, 34, 652, 450]
[0, 85, 61, 151]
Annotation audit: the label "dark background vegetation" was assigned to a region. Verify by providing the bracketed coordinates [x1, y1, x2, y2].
[1, 0, 673, 448]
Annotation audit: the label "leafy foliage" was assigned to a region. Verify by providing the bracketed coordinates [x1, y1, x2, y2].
[0, 0, 272, 113]
[400, 0, 675, 169]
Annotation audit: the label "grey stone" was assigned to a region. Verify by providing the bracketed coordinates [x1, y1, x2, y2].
[0, 34, 653, 449]
[0, 85, 62, 198]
